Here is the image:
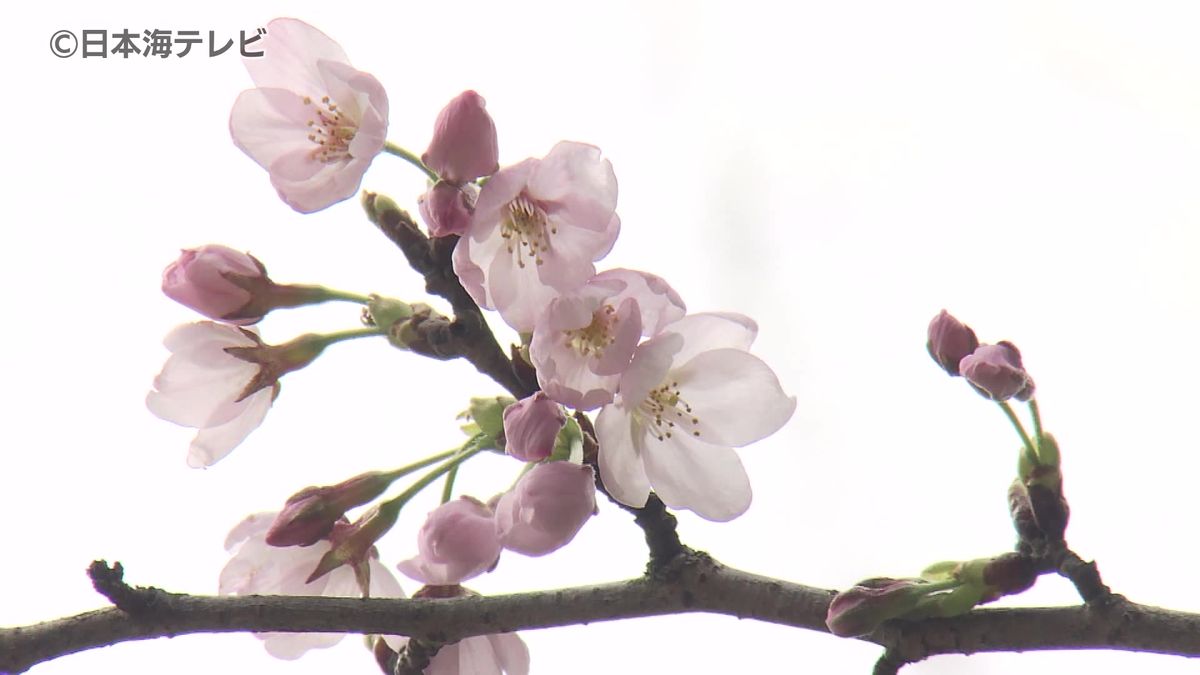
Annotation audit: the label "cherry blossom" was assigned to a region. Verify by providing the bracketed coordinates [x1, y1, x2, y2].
[502, 393, 566, 462]
[229, 17, 388, 213]
[495, 462, 596, 556]
[162, 245, 265, 325]
[397, 497, 501, 585]
[452, 141, 621, 332]
[530, 269, 685, 410]
[960, 342, 1035, 401]
[594, 313, 796, 521]
[145, 322, 274, 468]
[420, 180, 480, 238]
[220, 512, 405, 660]
[423, 90, 499, 185]
[926, 309, 978, 377]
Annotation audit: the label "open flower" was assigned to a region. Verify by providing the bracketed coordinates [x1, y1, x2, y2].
[220, 512, 405, 660]
[595, 313, 796, 521]
[397, 497, 501, 585]
[230, 17, 388, 213]
[495, 462, 596, 556]
[530, 269, 686, 410]
[452, 141, 621, 332]
[146, 322, 275, 467]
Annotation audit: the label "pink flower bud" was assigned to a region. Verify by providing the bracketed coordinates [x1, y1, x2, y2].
[422, 90, 499, 184]
[418, 180, 478, 238]
[825, 578, 927, 638]
[502, 393, 566, 462]
[926, 310, 978, 376]
[396, 497, 501, 585]
[959, 341, 1035, 401]
[307, 504, 401, 583]
[266, 471, 396, 547]
[162, 245, 267, 324]
[495, 462, 596, 556]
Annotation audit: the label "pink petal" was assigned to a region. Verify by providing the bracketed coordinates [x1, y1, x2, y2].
[618, 332, 683, 406]
[666, 312, 758, 365]
[186, 388, 273, 467]
[641, 432, 752, 521]
[458, 635, 504, 675]
[243, 18, 350, 93]
[595, 405, 651, 508]
[593, 268, 686, 336]
[528, 141, 617, 230]
[223, 512, 274, 551]
[671, 349, 796, 448]
[230, 88, 316, 171]
[470, 160, 537, 243]
[487, 633, 531, 675]
[592, 297, 642, 376]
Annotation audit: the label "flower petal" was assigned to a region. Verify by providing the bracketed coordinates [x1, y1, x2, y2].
[641, 433, 752, 521]
[186, 388, 273, 467]
[488, 633, 531, 675]
[672, 349, 796, 447]
[595, 405, 650, 508]
[243, 18, 350, 94]
[666, 312, 758, 364]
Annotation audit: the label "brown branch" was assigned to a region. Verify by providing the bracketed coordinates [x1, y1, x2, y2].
[362, 191, 533, 398]
[3, 559, 1199, 674]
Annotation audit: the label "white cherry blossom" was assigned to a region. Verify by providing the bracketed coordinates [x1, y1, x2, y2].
[595, 313, 795, 521]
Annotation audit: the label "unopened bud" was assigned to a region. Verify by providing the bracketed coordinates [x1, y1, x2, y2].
[162, 245, 267, 324]
[422, 90, 500, 184]
[982, 552, 1038, 599]
[266, 471, 396, 547]
[502, 393, 566, 462]
[825, 578, 928, 637]
[307, 504, 399, 583]
[960, 342, 1036, 401]
[926, 310, 979, 376]
[1008, 479, 1043, 543]
[1026, 476, 1069, 542]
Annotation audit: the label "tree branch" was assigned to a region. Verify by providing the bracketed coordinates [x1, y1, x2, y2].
[2, 558, 1198, 674]
[362, 192, 534, 398]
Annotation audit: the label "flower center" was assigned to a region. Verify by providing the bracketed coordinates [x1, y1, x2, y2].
[563, 305, 617, 358]
[304, 95, 357, 164]
[638, 380, 701, 442]
[500, 195, 555, 269]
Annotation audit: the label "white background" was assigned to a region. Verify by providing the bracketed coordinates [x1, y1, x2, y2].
[4, 1, 1199, 674]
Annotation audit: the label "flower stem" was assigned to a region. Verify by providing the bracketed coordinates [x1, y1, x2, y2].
[316, 288, 373, 304]
[440, 464, 459, 504]
[1028, 398, 1044, 449]
[384, 141, 438, 182]
[317, 326, 386, 348]
[997, 401, 1037, 465]
[382, 436, 487, 512]
[382, 448, 463, 484]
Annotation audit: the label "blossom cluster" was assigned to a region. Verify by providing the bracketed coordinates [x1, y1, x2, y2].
[145, 16, 796, 673]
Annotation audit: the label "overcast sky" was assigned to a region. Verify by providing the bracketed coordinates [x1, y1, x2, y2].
[5, 2, 1200, 674]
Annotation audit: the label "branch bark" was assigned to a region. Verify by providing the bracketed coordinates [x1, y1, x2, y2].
[2, 558, 1198, 674]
